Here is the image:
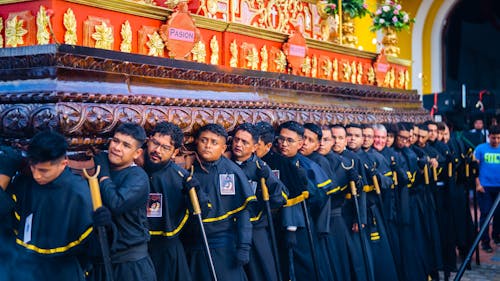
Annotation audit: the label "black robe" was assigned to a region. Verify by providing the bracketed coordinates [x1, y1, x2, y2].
[234, 154, 288, 281]
[145, 158, 209, 281]
[1, 168, 94, 281]
[183, 156, 256, 281]
[90, 162, 156, 281]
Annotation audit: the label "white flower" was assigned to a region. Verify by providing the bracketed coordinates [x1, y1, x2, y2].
[379, 18, 385, 24]
[403, 13, 409, 23]
[382, 5, 390, 12]
[376, 9, 382, 15]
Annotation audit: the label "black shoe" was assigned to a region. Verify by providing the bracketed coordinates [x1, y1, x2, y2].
[482, 243, 493, 253]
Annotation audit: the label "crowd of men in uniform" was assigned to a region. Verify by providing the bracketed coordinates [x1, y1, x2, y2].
[0, 118, 499, 281]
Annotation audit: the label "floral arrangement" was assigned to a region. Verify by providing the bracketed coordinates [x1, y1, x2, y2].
[324, 0, 370, 19]
[370, 0, 415, 32]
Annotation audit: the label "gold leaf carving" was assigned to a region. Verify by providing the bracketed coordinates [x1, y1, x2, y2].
[191, 40, 206, 63]
[356, 62, 363, 84]
[404, 70, 410, 90]
[246, 47, 259, 70]
[36, 6, 51, 45]
[367, 66, 375, 85]
[209, 36, 219, 65]
[230, 40, 238, 68]
[260, 45, 268, 71]
[332, 58, 338, 81]
[302, 56, 311, 76]
[0, 18, 3, 48]
[311, 56, 317, 78]
[92, 21, 114, 50]
[147, 31, 165, 57]
[275, 50, 287, 73]
[120, 20, 132, 53]
[6, 16, 28, 47]
[63, 8, 77, 45]
[322, 58, 332, 79]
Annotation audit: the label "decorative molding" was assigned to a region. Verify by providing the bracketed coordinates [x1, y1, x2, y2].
[192, 15, 228, 32]
[387, 56, 412, 67]
[225, 23, 288, 42]
[306, 38, 377, 60]
[63, 0, 171, 20]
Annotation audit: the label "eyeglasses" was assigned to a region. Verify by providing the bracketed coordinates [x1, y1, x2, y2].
[149, 138, 173, 153]
[277, 136, 300, 145]
[397, 135, 410, 142]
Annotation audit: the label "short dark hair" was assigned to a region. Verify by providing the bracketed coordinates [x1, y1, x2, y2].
[115, 123, 147, 147]
[150, 122, 184, 149]
[278, 121, 304, 137]
[303, 123, 322, 141]
[28, 131, 68, 164]
[330, 124, 346, 131]
[490, 125, 500, 135]
[233, 123, 258, 144]
[437, 122, 446, 131]
[417, 124, 428, 131]
[345, 123, 363, 130]
[196, 124, 228, 143]
[255, 121, 275, 145]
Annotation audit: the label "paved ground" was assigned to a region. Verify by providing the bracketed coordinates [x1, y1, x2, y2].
[449, 211, 500, 281]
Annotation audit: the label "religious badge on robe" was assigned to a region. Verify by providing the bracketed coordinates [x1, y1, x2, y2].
[147, 193, 163, 217]
[219, 174, 236, 195]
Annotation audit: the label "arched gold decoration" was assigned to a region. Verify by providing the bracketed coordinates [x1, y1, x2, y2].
[260, 45, 269, 71]
[36, 6, 51, 45]
[92, 21, 114, 50]
[120, 20, 132, 53]
[191, 40, 206, 63]
[6, 16, 27, 47]
[147, 31, 165, 57]
[230, 40, 238, 67]
[209, 36, 219, 65]
[63, 8, 77, 45]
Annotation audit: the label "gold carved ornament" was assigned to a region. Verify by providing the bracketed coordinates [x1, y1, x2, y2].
[246, 47, 259, 70]
[302, 56, 311, 76]
[311, 56, 317, 78]
[210, 36, 219, 65]
[92, 21, 114, 50]
[147, 31, 165, 57]
[0, 18, 3, 48]
[6, 16, 28, 47]
[332, 58, 338, 81]
[275, 50, 287, 73]
[230, 40, 238, 67]
[389, 68, 395, 88]
[367, 66, 375, 85]
[342, 61, 351, 81]
[251, 0, 304, 34]
[260, 45, 269, 71]
[36, 6, 51, 45]
[398, 70, 405, 88]
[191, 40, 206, 63]
[63, 8, 77, 45]
[322, 58, 332, 79]
[356, 62, 363, 84]
[120, 20, 132, 53]
[404, 70, 410, 89]
[350, 61, 357, 84]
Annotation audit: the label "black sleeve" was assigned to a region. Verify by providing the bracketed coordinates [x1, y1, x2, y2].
[100, 169, 149, 215]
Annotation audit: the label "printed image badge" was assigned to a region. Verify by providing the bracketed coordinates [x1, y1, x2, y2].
[272, 170, 280, 179]
[147, 193, 163, 218]
[219, 174, 236, 195]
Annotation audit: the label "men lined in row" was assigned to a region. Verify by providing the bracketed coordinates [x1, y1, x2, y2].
[1, 120, 494, 281]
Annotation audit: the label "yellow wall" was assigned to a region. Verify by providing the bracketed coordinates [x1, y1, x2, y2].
[422, 0, 445, 94]
[354, 0, 378, 52]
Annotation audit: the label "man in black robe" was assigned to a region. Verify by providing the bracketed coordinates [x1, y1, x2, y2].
[229, 123, 287, 281]
[184, 124, 256, 281]
[346, 123, 398, 281]
[144, 122, 209, 281]
[0, 131, 95, 281]
[92, 123, 156, 281]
